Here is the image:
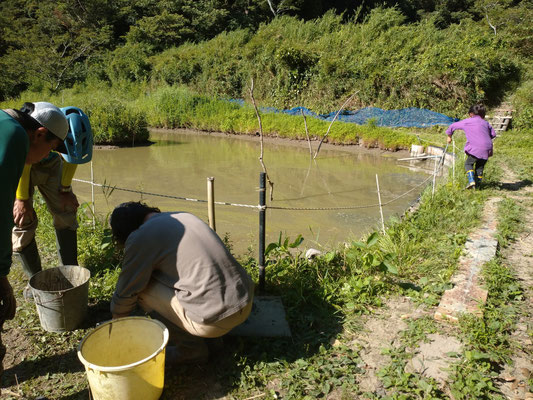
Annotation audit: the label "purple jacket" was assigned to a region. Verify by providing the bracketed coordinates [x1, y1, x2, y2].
[446, 115, 496, 160]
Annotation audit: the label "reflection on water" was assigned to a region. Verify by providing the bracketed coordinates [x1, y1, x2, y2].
[74, 129, 428, 255]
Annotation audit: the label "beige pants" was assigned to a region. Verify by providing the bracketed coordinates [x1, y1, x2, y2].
[12, 155, 78, 252]
[138, 279, 253, 338]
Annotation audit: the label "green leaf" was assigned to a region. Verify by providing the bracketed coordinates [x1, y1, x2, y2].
[366, 231, 379, 247]
[265, 242, 278, 256]
[382, 259, 398, 274]
[418, 379, 433, 392]
[289, 234, 304, 248]
[325, 251, 336, 263]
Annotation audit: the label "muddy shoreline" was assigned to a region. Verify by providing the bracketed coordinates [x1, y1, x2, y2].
[95, 127, 414, 159]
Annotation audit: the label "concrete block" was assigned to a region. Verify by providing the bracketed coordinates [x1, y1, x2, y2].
[229, 296, 291, 337]
[434, 199, 499, 322]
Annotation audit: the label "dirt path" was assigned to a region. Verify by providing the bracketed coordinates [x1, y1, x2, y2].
[353, 165, 533, 398]
[495, 165, 533, 400]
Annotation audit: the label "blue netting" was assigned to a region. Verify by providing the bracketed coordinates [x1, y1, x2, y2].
[228, 99, 457, 127]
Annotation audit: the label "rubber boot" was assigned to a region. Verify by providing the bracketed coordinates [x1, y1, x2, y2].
[14, 238, 42, 301]
[55, 228, 78, 266]
[14, 238, 42, 278]
[476, 175, 483, 189]
[465, 170, 476, 189]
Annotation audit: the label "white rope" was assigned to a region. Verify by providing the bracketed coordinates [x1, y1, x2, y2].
[73, 163, 440, 213]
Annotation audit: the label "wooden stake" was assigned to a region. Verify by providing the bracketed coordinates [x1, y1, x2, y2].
[207, 177, 216, 231]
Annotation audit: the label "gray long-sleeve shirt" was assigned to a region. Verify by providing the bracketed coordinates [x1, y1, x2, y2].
[111, 212, 254, 324]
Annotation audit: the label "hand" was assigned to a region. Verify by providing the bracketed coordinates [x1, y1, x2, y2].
[59, 191, 79, 212]
[0, 276, 17, 322]
[13, 199, 34, 227]
[446, 135, 452, 144]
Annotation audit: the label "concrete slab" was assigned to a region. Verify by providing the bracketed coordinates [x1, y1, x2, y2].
[435, 199, 500, 322]
[228, 296, 292, 337]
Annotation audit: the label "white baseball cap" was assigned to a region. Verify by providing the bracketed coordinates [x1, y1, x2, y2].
[29, 102, 69, 141]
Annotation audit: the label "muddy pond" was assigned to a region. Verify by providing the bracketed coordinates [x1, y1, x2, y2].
[73, 129, 430, 255]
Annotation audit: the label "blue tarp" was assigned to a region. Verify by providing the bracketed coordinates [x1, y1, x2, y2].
[229, 99, 458, 128]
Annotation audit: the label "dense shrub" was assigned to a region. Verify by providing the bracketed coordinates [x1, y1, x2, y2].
[513, 79, 533, 130]
[0, 85, 149, 145]
[148, 9, 520, 116]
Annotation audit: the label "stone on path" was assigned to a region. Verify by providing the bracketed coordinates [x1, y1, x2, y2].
[434, 198, 500, 322]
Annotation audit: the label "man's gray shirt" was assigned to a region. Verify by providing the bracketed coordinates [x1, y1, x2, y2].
[111, 212, 254, 323]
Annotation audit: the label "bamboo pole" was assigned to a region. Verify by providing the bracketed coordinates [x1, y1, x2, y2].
[397, 155, 441, 162]
[376, 174, 385, 234]
[301, 108, 313, 158]
[207, 177, 216, 231]
[452, 138, 456, 184]
[314, 91, 359, 159]
[432, 156, 438, 198]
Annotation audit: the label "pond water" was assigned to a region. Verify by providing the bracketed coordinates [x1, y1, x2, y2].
[74, 129, 430, 255]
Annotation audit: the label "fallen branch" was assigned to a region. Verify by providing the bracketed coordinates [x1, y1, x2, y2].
[2, 388, 22, 397]
[249, 78, 274, 201]
[313, 91, 359, 159]
[244, 393, 266, 400]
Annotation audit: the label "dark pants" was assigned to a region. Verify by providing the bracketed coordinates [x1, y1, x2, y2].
[0, 320, 5, 379]
[465, 153, 488, 177]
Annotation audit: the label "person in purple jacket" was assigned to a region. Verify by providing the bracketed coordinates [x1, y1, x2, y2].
[446, 104, 496, 189]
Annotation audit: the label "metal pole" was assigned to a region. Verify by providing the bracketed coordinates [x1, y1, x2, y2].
[207, 177, 216, 231]
[90, 161, 95, 228]
[375, 174, 385, 234]
[259, 172, 266, 292]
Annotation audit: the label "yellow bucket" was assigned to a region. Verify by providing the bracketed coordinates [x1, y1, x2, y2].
[78, 317, 169, 400]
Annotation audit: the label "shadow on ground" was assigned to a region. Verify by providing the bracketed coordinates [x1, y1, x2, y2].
[484, 179, 533, 191]
[2, 348, 83, 386]
[160, 289, 345, 400]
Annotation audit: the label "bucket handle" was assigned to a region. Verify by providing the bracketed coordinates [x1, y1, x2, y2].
[33, 291, 64, 305]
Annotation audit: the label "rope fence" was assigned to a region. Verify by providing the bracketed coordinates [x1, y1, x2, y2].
[73, 171, 435, 213]
[72, 178, 264, 210]
[74, 146, 452, 291]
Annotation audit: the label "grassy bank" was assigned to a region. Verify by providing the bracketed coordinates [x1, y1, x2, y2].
[1, 84, 444, 151]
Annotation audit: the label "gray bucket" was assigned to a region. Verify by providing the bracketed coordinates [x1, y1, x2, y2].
[29, 265, 91, 332]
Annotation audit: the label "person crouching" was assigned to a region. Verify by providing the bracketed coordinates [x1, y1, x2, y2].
[109, 201, 254, 364]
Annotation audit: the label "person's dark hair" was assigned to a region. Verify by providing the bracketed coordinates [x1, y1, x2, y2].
[15, 103, 57, 142]
[110, 202, 161, 244]
[468, 103, 486, 118]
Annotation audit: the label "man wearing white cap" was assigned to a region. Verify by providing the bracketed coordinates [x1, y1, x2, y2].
[11, 106, 93, 296]
[0, 101, 68, 379]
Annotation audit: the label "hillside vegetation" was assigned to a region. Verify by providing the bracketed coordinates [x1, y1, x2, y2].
[0, 0, 532, 143]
